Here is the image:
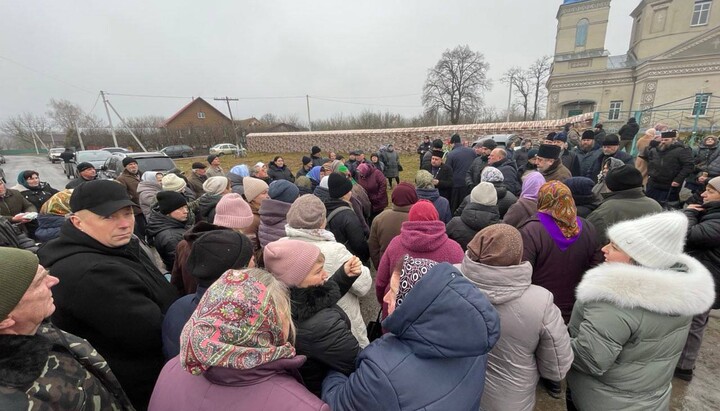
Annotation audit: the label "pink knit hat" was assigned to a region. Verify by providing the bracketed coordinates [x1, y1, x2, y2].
[213, 193, 254, 229]
[264, 240, 321, 287]
[408, 199, 439, 221]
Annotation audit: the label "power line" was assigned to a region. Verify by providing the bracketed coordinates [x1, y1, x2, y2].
[314, 93, 421, 100]
[106, 92, 306, 100]
[311, 96, 422, 109]
[0, 55, 95, 94]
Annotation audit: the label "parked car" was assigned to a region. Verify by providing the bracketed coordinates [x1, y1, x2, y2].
[70, 150, 113, 178]
[160, 145, 194, 158]
[209, 143, 239, 156]
[100, 152, 177, 180]
[101, 147, 132, 154]
[48, 148, 65, 163]
[0, 153, 5, 164]
[471, 134, 520, 149]
[0, 166, 5, 181]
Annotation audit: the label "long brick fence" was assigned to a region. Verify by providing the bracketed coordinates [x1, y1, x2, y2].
[246, 113, 594, 153]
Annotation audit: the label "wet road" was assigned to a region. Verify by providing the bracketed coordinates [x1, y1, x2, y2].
[2, 154, 74, 190]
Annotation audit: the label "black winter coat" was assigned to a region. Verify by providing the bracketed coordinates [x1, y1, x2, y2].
[446, 203, 500, 250]
[465, 155, 487, 187]
[618, 119, 640, 141]
[642, 142, 695, 189]
[291, 268, 360, 396]
[684, 201, 720, 309]
[0, 216, 37, 252]
[573, 147, 603, 181]
[455, 182, 517, 219]
[37, 222, 178, 409]
[324, 198, 370, 263]
[573, 193, 600, 218]
[446, 144, 476, 188]
[268, 161, 295, 182]
[195, 193, 222, 223]
[422, 163, 454, 201]
[20, 183, 58, 211]
[490, 157, 522, 196]
[146, 209, 190, 270]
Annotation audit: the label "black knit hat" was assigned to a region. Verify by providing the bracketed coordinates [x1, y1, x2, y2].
[186, 231, 254, 287]
[546, 132, 557, 140]
[581, 130, 596, 140]
[301, 155, 312, 165]
[553, 133, 568, 143]
[76, 162, 94, 172]
[537, 144, 561, 159]
[482, 139, 498, 150]
[207, 154, 218, 163]
[605, 165, 643, 191]
[432, 139, 444, 149]
[122, 157, 137, 167]
[450, 134, 461, 144]
[661, 130, 678, 138]
[328, 172, 353, 199]
[602, 134, 620, 146]
[156, 191, 187, 215]
[311, 146, 321, 155]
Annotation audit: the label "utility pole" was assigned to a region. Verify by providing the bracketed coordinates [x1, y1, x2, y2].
[214, 97, 240, 148]
[30, 131, 39, 154]
[105, 100, 148, 152]
[306, 95, 312, 131]
[506, 74, 514, 122]
[75, 121, 85, 151]
[100, 91, 119, 147]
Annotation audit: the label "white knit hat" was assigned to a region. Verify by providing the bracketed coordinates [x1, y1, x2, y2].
[242, 177, 269, 203]
[470, 182, 497, 206]
[607, 211, 688, 269]
[161, 174, 186, 192]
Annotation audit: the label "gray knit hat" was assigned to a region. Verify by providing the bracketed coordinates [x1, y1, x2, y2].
[607, 211, 688, 268]
[286, 194, 326, 229]
[470, 182, 498, 206]
[0, 248, 39, 320]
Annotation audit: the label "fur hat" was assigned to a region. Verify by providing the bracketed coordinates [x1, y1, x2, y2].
[431, 150, 444, 159]
[203, 176, 229, 195]
[328, 172, 353, 199]
[480, 166, 504, 183]
[408, 200, 439, 221]
[243, 177, 268, 203]
[581, 130, 596, 140]
[602, 134, 620, 146]
[605, 165, 643, 191]
[607, 211, 688, 268]
[264, 240, 322, 287]
[156, 191, 187, 215]
[122, 157, 137, 167]
[268, 180, 299, 204]
[537, 144, 561, 159]
[213, 193, 254, 229]
[391, 182, 418, 207]
[162, 173, 187, 192]
[0, 248, 38, 321]
[186, 231, 254, 287]
[415, 170, 434, 189]
[470, 182, 497, 206]
[287, 194, 326, 229]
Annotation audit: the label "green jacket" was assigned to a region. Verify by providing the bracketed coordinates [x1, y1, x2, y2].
[567, 254, 714, 411]
[586, 187, 662, 245]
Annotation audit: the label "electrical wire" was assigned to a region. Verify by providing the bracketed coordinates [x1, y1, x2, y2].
[314, 93, 421, 100]
[311, 96, 421, 109]
[0, 55, 95, 94]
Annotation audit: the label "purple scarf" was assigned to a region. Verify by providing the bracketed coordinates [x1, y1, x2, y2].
[537, 212, 582, 251]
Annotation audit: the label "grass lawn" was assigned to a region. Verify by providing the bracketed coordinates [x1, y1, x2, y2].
[174, 152, 425, 186]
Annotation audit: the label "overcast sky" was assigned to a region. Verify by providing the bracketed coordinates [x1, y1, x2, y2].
[0, 0, 637, 126]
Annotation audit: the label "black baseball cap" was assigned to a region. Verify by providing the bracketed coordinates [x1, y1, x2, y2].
[70, 180, 139, 217]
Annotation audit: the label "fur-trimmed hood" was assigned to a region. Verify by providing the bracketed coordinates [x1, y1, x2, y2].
[576, 254, 715, 316]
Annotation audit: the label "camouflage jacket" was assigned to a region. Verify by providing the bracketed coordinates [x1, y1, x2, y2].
[0, 323, 134, 410]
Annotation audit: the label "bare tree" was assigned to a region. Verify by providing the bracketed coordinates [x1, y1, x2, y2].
[423, 45, 491, 125]
[0, 113, 51, 148]
[529, 56, 552, 120]
[502, 67, 532, 120]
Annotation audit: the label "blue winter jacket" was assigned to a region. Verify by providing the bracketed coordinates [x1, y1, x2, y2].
[446, 144, 477, 188]
[35, 213, 65, 243]
[322, 263, 500, 411]
[161, 286, 207, 360]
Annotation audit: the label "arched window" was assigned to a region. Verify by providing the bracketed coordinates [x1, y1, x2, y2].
[576, 18, 589, 47]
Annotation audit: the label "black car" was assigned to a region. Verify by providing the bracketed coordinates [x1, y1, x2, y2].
[100, 152, 178, 179]
[160, 145, 194, 158]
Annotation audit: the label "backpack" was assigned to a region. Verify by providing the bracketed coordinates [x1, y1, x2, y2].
[326, 206, 353, 225]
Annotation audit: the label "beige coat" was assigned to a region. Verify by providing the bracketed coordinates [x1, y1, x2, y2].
[457, 255, 573, 411]
[282, 226, 372, 348]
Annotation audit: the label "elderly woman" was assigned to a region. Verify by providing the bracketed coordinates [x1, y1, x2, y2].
[15, 170, 58, 211]
[457, 224, 573, 411]
[146, 192, 192, 271]
[149, 268, 329, 411]
[502, 171, 545, 227]
[322, 256, 500, 410]
[195, 176, 230, 223]
[264, 240, 362, 396]
[227, 164, 249, 196]
[0, 248, 133, 410]
[35, 189, 73, 243]
[566, 212, 715, 410]
[592, 157, 626, 196]
[137, 171, 163, 219]
[414, 169, 452, 223]
[281, 194, 373, 348]
[355, 163, 388, 222]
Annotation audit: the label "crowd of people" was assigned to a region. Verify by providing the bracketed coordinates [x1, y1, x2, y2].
[0, 124, 718, 410]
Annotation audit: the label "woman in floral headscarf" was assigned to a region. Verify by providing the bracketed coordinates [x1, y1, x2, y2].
[149, 268, 330, 411]
[35, 189, 73, 242]
[518, 181, 603, 323]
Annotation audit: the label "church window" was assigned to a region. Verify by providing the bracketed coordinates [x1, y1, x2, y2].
[609, 101, 622, 120]
[575, 19, 589, 47]
[693, 93, 711, 116]
[692, 1, 712, 26]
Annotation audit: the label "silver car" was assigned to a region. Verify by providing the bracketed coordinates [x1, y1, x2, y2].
[209, 143, 239, 156]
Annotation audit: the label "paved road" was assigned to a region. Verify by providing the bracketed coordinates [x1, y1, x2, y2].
[2, 154, 74, 190]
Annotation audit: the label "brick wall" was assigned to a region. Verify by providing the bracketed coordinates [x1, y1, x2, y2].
[246, 113, 594, 153]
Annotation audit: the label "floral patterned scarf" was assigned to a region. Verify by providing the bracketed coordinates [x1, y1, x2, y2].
[396, 255, 438, 307]
[180, 269, 295, 375]
[40, 189, 73, 216]
[537, 181, 580, 238]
